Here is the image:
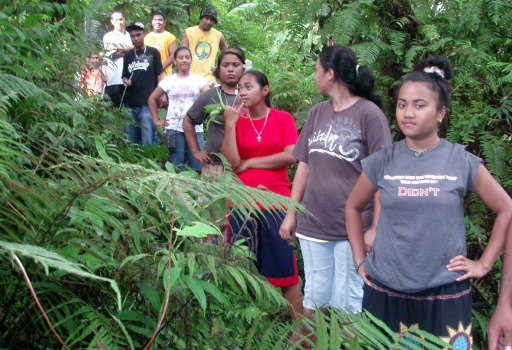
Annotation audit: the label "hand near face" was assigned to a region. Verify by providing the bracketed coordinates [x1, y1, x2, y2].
[223, 103, 243, 128]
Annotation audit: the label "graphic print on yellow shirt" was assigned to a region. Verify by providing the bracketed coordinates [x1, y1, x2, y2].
[144, 31, 176, 77]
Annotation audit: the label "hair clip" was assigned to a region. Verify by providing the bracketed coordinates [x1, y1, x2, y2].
[423, 66, 445, 78]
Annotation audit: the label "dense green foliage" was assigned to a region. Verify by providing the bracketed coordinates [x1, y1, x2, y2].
[0, 0, 510, 348]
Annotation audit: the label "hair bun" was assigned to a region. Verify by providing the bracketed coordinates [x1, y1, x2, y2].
[422, 57, 453, 80]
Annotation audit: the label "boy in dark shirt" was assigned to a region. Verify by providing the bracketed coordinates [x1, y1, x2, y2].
[122, 22, 163, 144]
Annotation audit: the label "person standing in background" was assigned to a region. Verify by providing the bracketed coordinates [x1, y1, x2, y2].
[122, 22, 163, 145]
[144, 11, 176, 78]
[182, 8, 228, 84]
[103, 10, 133, 108]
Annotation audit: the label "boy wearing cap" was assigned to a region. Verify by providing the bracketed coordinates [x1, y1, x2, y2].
[182, 8, 228, 84]
[122, 22, 163, 145]
[103, 10, 133, 107]
[144, 11, 176, 77]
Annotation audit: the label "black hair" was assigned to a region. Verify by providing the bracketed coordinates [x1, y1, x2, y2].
[242, 71, 272, 107]
[152, 11, 166, 22]
[399, 56, 453, 111]
[318, 45, 382, 108]
[173, 46, 191, 59]
[213, 46, 246, 81]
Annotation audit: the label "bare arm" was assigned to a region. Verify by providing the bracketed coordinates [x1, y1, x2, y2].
[148, 87, 166, 127]
[183, 115, 211, 164]
[236, 146, 296, 173]
[162, 40, 177, 71]
[219, 34, 228, 51]
[447, 164, 512, 280]
[345, 172, 379, 284]
[181, 32, 189, 49]
[364, 191, 381, 252]
[279, 161, 310, 242]
[488, 221, 512, 350]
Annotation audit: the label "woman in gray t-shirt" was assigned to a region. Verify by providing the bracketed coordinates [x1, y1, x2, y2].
[279, 45, 391, 313]
[346, 57, 512, 342]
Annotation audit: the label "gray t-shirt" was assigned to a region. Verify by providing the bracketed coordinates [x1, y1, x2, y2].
[293, 99, 391, 241]
[362, 139, 482, 292]
[187, 86, 239, 164]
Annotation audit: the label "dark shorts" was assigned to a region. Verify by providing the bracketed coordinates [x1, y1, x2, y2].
[228, 210, 299, 287]
[105, 84, 124, 108]
[363, 277, 473, 349]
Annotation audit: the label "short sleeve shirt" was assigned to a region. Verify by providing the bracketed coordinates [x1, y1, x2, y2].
[362, 139, 482, 292]
[293, 98, 391, 241]
[187, 87, 240, 164]
[158, 73, 207, 132]
[235, 109, 298, 197]
[122, 46, 163, 106]
[103, 30, 132, 86]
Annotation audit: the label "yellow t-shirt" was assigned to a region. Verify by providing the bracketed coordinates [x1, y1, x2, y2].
[144, 31, 176, 77]
[185, 26, 223, 84]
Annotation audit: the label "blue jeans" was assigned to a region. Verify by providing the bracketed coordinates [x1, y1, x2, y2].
[124, 105, 158, 145]
[299, 238, 363, 312]
[168, 130, 204, 171]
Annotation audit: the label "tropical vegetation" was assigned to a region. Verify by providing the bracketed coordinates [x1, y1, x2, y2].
[0, 0, 510, 348]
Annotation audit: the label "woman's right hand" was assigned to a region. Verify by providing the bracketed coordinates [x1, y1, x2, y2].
[224, 104, 243, 128]
[279, 212, 297, 242]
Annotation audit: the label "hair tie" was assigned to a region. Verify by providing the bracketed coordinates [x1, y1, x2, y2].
[355, 65, 360, 75]
[423, 66, 445, 78]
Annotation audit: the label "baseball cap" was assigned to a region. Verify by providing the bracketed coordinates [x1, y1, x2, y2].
[126, 22, 145, 32]
[200, 8, 218, 23]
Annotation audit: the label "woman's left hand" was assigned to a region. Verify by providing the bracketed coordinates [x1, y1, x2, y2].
[446, 255, 490, 281]
[235, 159, 251, 173]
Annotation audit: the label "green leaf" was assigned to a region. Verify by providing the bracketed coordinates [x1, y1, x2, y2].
[137, 282, 162, 312]
[175, 221, 221, 238]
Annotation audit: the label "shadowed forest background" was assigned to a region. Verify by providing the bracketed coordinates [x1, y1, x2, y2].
[0, 0, 511, 348]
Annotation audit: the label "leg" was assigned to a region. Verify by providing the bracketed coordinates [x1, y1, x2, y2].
[282, 283, 303, 321]
[186, 132, 204, 172]
[124, 105, 141, 144]
[168, 130, 186, 171]
[299, 238, 335, 311]
[140, 105, 157, 145]
[331, 240, 363, 312]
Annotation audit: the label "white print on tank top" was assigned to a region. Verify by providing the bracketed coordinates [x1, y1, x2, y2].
[383, 174, 458, 197]
[307, 118, 362, 162]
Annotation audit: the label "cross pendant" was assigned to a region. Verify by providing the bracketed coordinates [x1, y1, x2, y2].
[257, 135, 261, 142]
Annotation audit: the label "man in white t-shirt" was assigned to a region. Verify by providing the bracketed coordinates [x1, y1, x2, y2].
[103, 10, 133, 107]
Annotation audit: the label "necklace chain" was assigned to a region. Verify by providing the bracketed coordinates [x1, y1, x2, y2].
[407, 138, 441, 157]
[134, 46, 147, 60]
[248, 108, 270, 142]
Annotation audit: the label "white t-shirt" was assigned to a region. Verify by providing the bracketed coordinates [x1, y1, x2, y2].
[158, 73, 207, 132]
[103, 30, 132, 86]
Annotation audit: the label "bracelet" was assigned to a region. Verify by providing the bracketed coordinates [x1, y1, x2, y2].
[355, 257, 366, 272]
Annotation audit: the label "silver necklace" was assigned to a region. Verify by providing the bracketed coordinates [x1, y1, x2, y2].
[248, 108, 270, 142]
[407, 138, 441, 157]
[134, 46, 147, 60]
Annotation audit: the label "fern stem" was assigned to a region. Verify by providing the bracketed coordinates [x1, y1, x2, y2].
[11, 253, 70, 350]
[142, 203, 176, 350]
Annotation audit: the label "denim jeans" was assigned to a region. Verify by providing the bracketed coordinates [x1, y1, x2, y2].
[299, 238, 363, 312]
[124, 105, 158, 145]
[168, 130, 204, 172]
